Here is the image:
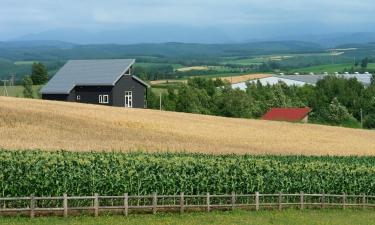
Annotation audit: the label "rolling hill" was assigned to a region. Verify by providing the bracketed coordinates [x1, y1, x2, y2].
[0, 96, 374, 155]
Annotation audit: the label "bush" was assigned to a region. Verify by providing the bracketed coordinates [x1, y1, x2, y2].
[22, 75, 34, 98]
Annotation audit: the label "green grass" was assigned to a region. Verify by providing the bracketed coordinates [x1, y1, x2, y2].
[0, 85, 42, 98]
[293, 63, 375, 74]
[150, 87, 169, 95]
[222, 53, 334, 66]
[1, 209, 374, 225]
[135, 62, 184, 69]
[194, 72, 249, 79]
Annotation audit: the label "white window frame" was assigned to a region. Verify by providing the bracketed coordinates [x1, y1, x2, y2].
[99, 94, 109, 104]
[125, 91, 132, 108]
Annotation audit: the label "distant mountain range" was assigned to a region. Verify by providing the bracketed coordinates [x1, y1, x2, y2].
[0, 41, 324, 62]
[12, 26, 233, 45]
[269, 32, 375, 47]
[9, 26, 375, 47]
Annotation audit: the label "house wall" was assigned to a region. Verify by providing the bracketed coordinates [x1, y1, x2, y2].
[42, 94, 69, 101]
[112, 75, 146, 108]
[42, 75, 147, 108]
[73, 86, 113, 106]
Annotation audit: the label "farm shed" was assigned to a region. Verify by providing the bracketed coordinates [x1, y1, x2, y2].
[40, 59, 150, 108]
[262, 107, 311, 123]
[231, 73, 373, 90]
[231, 76, 308, 90]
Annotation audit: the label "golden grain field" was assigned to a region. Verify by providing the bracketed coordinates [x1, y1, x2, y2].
[218, 73, 271, 84]
[0, 96, 374, 155]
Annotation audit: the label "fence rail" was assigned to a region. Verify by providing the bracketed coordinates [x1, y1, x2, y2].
[0, 192, 374, 218]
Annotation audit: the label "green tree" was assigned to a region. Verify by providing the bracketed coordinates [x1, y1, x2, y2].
[363, 114, 375, 129]
[31, 62, 49, 85]
[371, 74, 375, 86]
[361, 57, 369, 69]
[214, 87, 256, 118]
[146, 88, 159, 109]
[319, 98, 359, 127]
[22, 75, 34, 98]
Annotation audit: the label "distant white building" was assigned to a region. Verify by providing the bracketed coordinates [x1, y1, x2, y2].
[231, 77, 307, 90]
[231, 73, 373, 91]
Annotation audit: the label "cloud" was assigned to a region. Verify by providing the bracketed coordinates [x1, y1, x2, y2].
[0, 0, 374, 40]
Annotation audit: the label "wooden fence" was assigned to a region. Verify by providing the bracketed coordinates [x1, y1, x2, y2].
[1, 192, 374, 218]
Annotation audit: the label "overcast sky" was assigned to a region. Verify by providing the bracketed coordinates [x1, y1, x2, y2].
[1, 0, 374, 41]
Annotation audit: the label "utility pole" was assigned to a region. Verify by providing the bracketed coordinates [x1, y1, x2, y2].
[10, 74, 15, 86]
[360, 108, 363, 128]
[2, 80, 9, 96]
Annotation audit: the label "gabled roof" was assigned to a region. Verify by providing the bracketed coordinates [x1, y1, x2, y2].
[41, 59, 140, 94]
[262, 107, 311, 122]
[276, 75, 326, 85]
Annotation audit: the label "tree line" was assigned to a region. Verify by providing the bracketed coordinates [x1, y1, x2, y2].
[148, 76, 375, 129]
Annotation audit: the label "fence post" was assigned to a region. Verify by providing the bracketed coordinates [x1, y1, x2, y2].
[94, 193, 99, 217]
[30, 195, 35, 218]
[63, 193, 68, 217]
[255, 192, 259, 211]
[231, 192, 236, 211]
[206, 192, 210, 212]
[321, 192, 325, 209]
[278, 192, 282, 211]
[180, 192, 184, 213]
[342, 192, 346, 210]
[152, 192, 157, 214]
[300, 191, 304, 210]
[124, 193, 128, 216]
[362, 193, 366, 209]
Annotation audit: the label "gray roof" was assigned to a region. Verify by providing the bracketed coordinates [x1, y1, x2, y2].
[41, 59, 145, 94]
[276, 75, 326, 85]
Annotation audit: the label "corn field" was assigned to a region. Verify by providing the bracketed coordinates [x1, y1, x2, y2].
[0, 150, 375, 197]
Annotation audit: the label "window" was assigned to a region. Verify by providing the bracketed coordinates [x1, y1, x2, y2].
[76, 95, 81, 101]
[125, 91, 132, 108]
[99, 94, 109, 104]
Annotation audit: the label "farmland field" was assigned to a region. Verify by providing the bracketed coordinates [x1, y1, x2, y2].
[218, 73, 271, 84]
[0, 97, 375, 155]
[0, 85, 42, 98]
[135, 62, 184, 69]
[176, 66, 209, 72]
[150, 73, 272, 85]
[1, 150, 375, 197]
[1, 210, 375, 225]
[222, 53, 335, 65]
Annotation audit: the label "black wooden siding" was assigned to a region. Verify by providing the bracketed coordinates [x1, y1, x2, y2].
[112, 75, 146, 108]
[42, 75, 147, 108]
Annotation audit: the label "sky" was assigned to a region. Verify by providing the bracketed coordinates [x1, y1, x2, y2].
[0, 0, 374, 42]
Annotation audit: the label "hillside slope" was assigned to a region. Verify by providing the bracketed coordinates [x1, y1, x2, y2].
[0, 97, 374, 155]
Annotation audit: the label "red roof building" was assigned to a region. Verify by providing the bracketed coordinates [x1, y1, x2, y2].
[262, 107, 311, 122]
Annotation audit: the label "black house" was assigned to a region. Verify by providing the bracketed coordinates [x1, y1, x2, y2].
[41, 59, 149, 108]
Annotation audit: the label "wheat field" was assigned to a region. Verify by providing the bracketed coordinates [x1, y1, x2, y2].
[219, 73, 271, 84]
[0, 96, 374, 155]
